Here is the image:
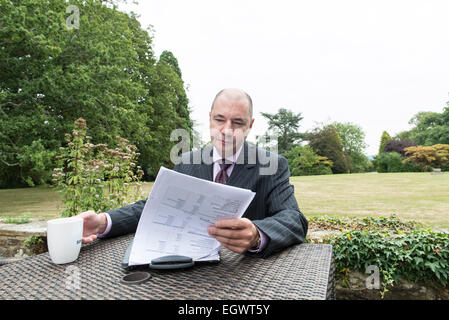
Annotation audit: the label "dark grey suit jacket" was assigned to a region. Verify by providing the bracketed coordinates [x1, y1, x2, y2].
[104, 141, 308, 258]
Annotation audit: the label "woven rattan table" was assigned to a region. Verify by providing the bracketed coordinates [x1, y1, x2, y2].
[0, 233, 335, 300]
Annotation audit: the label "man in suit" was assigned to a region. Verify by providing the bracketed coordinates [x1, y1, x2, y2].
[79, 88, 308, 258]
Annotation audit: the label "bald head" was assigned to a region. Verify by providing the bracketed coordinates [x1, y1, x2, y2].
[211, 88, 253, 119]
[209, 88, 255, 156]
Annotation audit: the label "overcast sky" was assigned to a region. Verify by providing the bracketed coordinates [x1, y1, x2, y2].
[119, 0, 449, 156]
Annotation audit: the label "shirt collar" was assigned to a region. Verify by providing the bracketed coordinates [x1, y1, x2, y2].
[212, 143, 244, 164]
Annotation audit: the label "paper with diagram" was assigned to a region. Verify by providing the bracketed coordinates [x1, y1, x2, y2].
[128, 166, 256, 266]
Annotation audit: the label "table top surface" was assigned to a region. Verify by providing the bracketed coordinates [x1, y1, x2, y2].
[0, 233, 335, 300]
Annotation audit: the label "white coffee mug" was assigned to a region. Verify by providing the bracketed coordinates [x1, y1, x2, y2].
[47, 216, 83, 264]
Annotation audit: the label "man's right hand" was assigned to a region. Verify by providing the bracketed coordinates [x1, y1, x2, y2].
[77, 210, 108, 244]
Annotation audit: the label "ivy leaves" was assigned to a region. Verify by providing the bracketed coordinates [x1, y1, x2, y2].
[331, 226, 449, 295]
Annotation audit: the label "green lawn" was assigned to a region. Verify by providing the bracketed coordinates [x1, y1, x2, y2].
[292, 172, 449, 229]
[1, 172, 448, 228]
[0, 183, 154, 221]
[0, 185, 62, 221]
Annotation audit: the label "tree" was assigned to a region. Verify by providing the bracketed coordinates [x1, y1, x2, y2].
[307, 125, 351, 174]
[260, 108, 304, 155]
[144, 51, 193, 177]
[0, 0, 193, 187]
[374, 152, 406, 173]
[285, 145, 333, 176]
[384, 139, 417, 157]
[399, 103, 449, 146]
[378, 131, 392, 155]
[331, 122, 369, 173]
[159, 50, 183, 78]
[394, 130, 415, 142]
[403, 144, 449, 169]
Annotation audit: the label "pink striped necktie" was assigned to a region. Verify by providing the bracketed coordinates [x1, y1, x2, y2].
[215, 160, 233, 184]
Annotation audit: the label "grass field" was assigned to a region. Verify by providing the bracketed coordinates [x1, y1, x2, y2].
[1, 172, 448, 228]
[292, 172, 449, 229]
[0, 182, 152, 221]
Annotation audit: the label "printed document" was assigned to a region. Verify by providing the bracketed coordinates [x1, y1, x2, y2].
[128, 167, 256, 266]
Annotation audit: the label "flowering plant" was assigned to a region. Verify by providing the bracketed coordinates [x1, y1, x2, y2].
[52, 118, 145, 217]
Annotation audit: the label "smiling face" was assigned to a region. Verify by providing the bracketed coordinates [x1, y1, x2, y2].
[209, 89, 254, 158]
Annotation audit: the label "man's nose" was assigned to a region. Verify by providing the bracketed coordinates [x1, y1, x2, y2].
[221, 121, 234, 135]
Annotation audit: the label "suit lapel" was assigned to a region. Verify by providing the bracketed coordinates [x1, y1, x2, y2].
[199, 145, 213, 181]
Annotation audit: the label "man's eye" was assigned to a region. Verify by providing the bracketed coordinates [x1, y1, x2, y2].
[215, 119, 224, 122]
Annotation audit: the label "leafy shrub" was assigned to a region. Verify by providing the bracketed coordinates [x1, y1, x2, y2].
[2, 214, 31, 224]
[374, 152, 404, 172]
[365, 160, 376, 172]
[308, 215, 449, 297]
[285, 145, 333, 176]
[331, 229, 449, 296]
[52, 118, 145, 217]
[308, 214, 419, 233]
[14, 140, 56, 187]
[403, 144, 449, 169]
[307, 126, 351, 174]
[384, 139, 417, 157]
[347, 151, 371, 173]
[374, 152, 423, 172]
[23, 235, 47, 255]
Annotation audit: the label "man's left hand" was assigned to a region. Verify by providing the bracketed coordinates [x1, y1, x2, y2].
[207, 218, 260, 254]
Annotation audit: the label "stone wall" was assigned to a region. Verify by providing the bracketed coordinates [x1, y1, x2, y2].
[336, 270, 449, 300]
[0, 221, 47, 258]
